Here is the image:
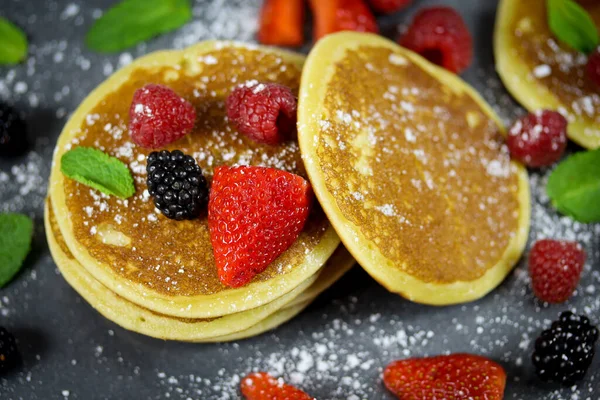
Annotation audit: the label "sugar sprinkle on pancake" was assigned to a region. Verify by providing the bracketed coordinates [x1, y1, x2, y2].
[298, 32, 530, 305]
[495, 0, 600, 149]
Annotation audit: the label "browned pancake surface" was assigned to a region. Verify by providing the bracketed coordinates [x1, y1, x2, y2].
[63, 47, 329, 297]
[317, 46, 520, 283]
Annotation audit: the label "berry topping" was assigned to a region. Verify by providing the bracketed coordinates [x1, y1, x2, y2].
[258, 0, 305, 47]
[0, 327, 20, 373]
[586, 48, 600, 88]
[208, 166, 312, 288]
[146, 150, 209, 221]
[241, 372, 313, 400]
[506, 110, 568, 168]
[226, 82, 298, 145]
[309, 0, 379, 42]
[533, 311, 598, 386]
[368, 0, 412, 14]
[399, 6, 473, 74]
[0, 103, 28, 157]
[528, 239, 586, 304]
[383, 354, 506, 400]
[129, 84, 196, 149]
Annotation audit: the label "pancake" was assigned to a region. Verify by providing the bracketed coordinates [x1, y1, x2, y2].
[495, 0, 600, 149]
[46, 199, 351, 341]
[298, 32, 530, 305]
[48, 41, 340, 319]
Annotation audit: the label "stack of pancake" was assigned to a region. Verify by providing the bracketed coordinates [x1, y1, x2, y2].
[45, 42, 350, 342]
[46, 34, 531, 341]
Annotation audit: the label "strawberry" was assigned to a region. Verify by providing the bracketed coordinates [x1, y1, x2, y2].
[258, 0, 305, 47]
[241, 372, 314, 400]
[528, 239, 586, 303]
[309, 0, 379, 42]
[369, 0, 412, 14]
[208, 166, 312, 288]
[383, 354, 507, 400]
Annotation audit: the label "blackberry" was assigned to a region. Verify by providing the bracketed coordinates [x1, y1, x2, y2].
[0, 327, 20, 373]
[0, 103, 28, 156]
[146, 150, 209, 220]
[532, 311, 599, 386]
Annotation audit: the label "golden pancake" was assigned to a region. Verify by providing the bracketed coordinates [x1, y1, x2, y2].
[298, 32, 530, 305]
[495, 0, 600, 149]
[48, 41, 340, 319]
[46, 199, 351, 341]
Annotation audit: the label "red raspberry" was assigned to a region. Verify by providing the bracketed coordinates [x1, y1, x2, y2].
[129, 84, 196, 149]
[208, 166, 312, 288]
[506, 110, 567, 167]
[226, 82, 297, 145]
[399, 7, 473, 74]
[586, 48, 600, 88]
[384, 354, 506, 400]
[241, 372, 313, 400]
[529, 239, 586, 304]
[309, 0, 379, 41]
[369, 0, 412, 14]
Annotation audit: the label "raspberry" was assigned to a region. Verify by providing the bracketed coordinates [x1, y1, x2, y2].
[533, 311, 598, 386]
[146, 150, 209, 220]
[399, 7, 473, 74]
[0, 327, 20, 373]
[506, 110, 568, 167]
[384, 354, 506, 400]
[129, 84, 196, 149]
[528, 239, 586, 303]
[309, 0, 379, 41]
[208, 166, 312, 288]
[369, 0, 412, 14]
[0, 102, 28, 157]
[226, 82, 297, 145]
[586, 48, 600, 88]
[241, 372, 314, 400]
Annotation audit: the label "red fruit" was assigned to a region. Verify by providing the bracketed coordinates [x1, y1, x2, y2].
[129, 84, 196, 149]
[208, 166, 312, 288]
[226, 82, 297, 145]
[241, 372, 314, 400]
[506, 110, 568, 167]
[309, 0, 379, 42]
[399, 6, 473, 74]
[529, 239, 586, 304]
[586, 48, 600, 88]
[258, 0, 305, 47]
[369, 0, 412, 14]
[383, 354, 507, 400]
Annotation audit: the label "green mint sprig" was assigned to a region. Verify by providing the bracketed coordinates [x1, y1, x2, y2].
[85, 0, 192, 53]
[61, 147, 136, 199]
[547, 148, 600, 223]
[0, 17, 28, 65]
[547, 0, 599, 54]
[0, 213, 33, 287]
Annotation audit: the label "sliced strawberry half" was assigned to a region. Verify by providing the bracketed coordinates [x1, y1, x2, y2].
[258, 0, 305, 47]
[241, 372, 314, 400]
[208, 166, 312, 288]
[309, 0, 379, 42]
[384, 354, 507, 400]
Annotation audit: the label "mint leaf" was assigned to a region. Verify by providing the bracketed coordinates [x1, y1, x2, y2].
[61, 147, 136, 199]
[85, 0, 192, 53]
[547, 149, 600, 223]
[547, 0, 599, 54]
[0, 213, 33, 287]
[0, 17, 28, 65]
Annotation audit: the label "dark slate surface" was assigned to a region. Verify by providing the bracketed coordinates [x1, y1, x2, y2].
[0, 0, 599, 399]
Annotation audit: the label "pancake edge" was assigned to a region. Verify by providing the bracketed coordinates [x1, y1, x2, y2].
[494, 0, 600, 149]
[298, 32, 531, 305]
[48, 40, 340, 319]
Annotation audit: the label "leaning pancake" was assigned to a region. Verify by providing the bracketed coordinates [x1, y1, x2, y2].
[48, 41, 339, 319]
[45, 200, 317, 341]
[495, 0, 600, 149]
[298, 32, 530, 305]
